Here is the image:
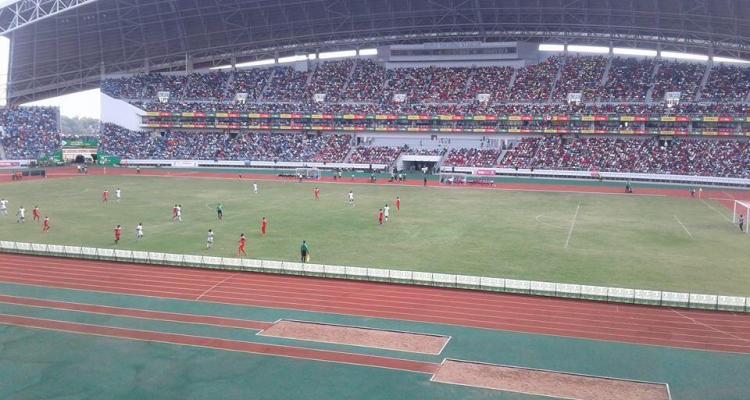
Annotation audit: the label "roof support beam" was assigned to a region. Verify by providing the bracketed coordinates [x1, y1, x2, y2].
[0, 0, 98, 34]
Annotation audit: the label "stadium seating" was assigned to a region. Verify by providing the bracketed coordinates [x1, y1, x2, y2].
[101, 124, 332, 162]
[229, 69, 272, 101]
[701, 64, 750, 102]
[348, 146, 403, 165]
[97, 56, 750, 179]
[103, 57, 750, 113]
[342, 59, 386, 102]
[262, 66, 311, 101]
[313, 134, 353, 162]
[0, 106, 61, 159]
[500, 136, 750, 178]
[443, 148, 502, 168]
[465, 66, 513, 102]
[651, 61, 706, 102]
[601, 57, 655, 102]
[552, 56, 608, 101]
[507, 56, 561, 102]
[184, 72, 230, 100]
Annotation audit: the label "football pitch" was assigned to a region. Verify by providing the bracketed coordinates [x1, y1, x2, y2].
[0, 174, 748, 296]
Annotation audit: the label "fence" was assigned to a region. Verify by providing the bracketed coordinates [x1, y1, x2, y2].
[1, 240, 747, 313]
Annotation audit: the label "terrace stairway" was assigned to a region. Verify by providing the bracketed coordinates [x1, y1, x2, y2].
[694, 62, 713, 102]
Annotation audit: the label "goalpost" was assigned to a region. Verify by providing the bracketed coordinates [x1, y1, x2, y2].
[732, 200, 750, 233]
[295, 167, 321, 180]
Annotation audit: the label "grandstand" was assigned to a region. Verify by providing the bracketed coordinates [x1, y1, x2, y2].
[2, 1, 750, 399]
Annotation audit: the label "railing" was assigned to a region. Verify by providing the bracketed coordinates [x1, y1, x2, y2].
[0, 240, 747, 313]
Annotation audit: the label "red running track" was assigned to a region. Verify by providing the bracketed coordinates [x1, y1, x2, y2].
[0, 254, 749, 354]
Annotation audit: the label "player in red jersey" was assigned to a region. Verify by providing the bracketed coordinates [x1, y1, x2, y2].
[172, 204, 178, 221]
[42, 217, 50, 232]
[102, 190, 109, 202]
[238, 233, 248, 256]
[261, 217, 268, 236]
[114, 225, 122, 245]
[314, 187, 320, 200]
[32, 206, 41, 222]
[378, 208, 384, 225]
[395, 196, 401, 211]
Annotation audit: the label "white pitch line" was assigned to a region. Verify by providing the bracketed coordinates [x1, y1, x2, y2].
[564, 203, 581, 250]
[195, 274, 236, 301]
[700, 199, 733, 222]
[673, 215, 693, 239]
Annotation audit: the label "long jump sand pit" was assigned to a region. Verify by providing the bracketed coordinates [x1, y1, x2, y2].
[258, 320, 449, 355]
[432, 360, 670, 400]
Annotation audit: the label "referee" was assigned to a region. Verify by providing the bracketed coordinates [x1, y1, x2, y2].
[300, 240, 310, 263]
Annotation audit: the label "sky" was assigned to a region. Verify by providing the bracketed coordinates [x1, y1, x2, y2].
[25, 88, 102, 120]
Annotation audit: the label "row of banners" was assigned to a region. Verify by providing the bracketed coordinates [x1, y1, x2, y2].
[143, 123, 746, 136]
[143, 111, 746, 123]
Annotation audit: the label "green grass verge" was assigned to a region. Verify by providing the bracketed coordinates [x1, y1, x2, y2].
[0, 175, 748, 295]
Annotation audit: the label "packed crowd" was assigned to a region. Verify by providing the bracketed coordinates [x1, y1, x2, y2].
[312, 134, 353, 162]
[101, 124, 329, 162]
[184, 72, 230, 100]
[701, 64, 750, 102]
[508, 56, 562, 102]
[262, 66, 311, 101]
[466, 66, 513, 101]
[135, 99, 750, 117]
[553, 56, 607, 101]
[306, 60, 355, 102]
[383, 67, 433, 103]
[601, 57, 655, 102]
[103, 56, 750, 108]
[651, 61, 706, 102]
[342, 59, 385, 102]
[499, 136, 750, 178]
[230, 69, 272, 101]
[348, 146, 403, 164]
[424, 67, 473, 102]
[0, 106, 61, 159]
[443, 148, 502, 168]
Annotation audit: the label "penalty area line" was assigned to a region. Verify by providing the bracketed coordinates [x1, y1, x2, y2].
[564, 203, 581, 250]
[673, 215, 693, 239]
[700, 199, 732, 223]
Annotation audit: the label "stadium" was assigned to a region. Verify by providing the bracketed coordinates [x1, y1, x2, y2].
[1, 0, 750, 398]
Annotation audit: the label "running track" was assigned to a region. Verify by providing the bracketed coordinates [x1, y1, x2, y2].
[0, 253, 748, 354]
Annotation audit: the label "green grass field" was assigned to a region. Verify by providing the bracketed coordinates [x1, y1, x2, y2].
[0, 175, 748, 295]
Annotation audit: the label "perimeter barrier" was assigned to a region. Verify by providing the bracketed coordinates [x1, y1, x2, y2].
[1, 240, 747, 313]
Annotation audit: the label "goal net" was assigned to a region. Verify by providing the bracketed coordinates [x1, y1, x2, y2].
[732, 200, 750, 233]
[295, 168, 321, 180]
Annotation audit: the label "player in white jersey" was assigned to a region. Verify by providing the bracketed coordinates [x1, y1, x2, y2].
[175, 205, 183, 222]
[136, 223, 144, 239]
[17, 206, 25, 223]
[0, 198, 7, 215]
[253, 183, 259, 194]
[206, 229, 214, 249]
[383, 204, 390, 222]
[115, 188, 122, 202]
[348, 191, 355, 207]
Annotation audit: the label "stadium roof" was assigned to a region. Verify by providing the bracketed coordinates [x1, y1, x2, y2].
[5, 0, 750, 104]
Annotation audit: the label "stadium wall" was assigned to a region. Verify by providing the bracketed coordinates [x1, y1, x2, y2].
[117, 158, 750, 187]
[442, 167, 750, 188]
[120, 159, 388, 171]
[1, 240, 746, 313]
